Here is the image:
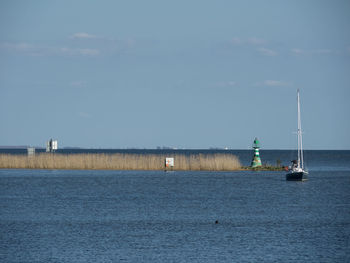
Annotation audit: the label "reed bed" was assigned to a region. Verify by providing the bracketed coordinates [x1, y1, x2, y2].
[0, 153, 241, 171]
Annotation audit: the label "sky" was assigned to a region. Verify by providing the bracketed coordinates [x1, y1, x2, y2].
[0, 0, 349, 149]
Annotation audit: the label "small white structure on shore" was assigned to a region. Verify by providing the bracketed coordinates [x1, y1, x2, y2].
[46, 139, 58, 153]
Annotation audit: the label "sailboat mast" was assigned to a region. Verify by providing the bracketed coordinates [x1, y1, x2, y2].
[297, 89, 304, 169]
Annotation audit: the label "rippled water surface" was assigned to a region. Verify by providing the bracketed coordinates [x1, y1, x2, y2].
[1, 151, 349, 262]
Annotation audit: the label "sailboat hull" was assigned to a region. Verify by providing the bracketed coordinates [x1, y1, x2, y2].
[286, 172, 308, 181]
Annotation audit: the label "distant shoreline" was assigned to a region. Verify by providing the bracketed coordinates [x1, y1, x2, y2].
[0, 147, 348, 151]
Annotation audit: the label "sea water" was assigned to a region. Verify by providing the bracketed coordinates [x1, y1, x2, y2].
[0, 151, 349, 262]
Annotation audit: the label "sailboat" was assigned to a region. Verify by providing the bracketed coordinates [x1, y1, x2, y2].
[286, 89, 308, 181]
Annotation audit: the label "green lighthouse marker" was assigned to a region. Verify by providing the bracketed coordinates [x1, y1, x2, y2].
[251, 137, 262, 168]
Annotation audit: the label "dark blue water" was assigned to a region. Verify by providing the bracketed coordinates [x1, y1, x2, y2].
[1, 151, 350, 262]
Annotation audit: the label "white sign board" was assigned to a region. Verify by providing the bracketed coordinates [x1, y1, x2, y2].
[27, 147, 35, 156]
[52, 140, 58, 150]
[46, 139, 58, 152]
[165, 157, 174, 167]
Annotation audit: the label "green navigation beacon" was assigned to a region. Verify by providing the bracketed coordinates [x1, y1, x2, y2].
[251, 137, 262, 168]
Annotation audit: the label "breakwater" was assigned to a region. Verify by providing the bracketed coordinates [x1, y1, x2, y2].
[0, 153, 241, 171]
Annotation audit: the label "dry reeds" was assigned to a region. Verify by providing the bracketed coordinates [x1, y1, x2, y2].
[0, 153, 241, 171]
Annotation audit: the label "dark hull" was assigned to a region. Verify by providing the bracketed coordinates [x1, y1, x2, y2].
[286, 172, 308, 181]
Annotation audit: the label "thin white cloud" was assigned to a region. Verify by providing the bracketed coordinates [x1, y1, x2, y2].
[291, 48, 334, 56]
[215, 81, 237, 87]
[0, 42, 44, 56]
[0, 42, 32, 51]
[264, 80, 290, 87]
[59, 47, 73, 55]
[0, 42, 100, 57]
[229, 37, 267, 46]
[78, 48, 100, 56]
[291, 48, 304, 55]
[71, 32, 98, 39]
[58, 47, 100, 56]
[312, 49, 332, 54]
[247, 37, 266, 45]
[257, 47, 278, 56]
[125, 38, 136, 48]
[70, 33, 136, 49]
[226, 38, 277, 56]
[255, 80, 291, 87]
[229, 37, 243, 45]
[0, 42, 59, 57]
[225, 37, 278, 56]
[70, 80, 87, 88]
[226, 81, 237, 86]
[77, 111, 91, 118]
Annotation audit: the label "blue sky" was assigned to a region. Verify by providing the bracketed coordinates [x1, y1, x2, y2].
[0, 0, 349, 149]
